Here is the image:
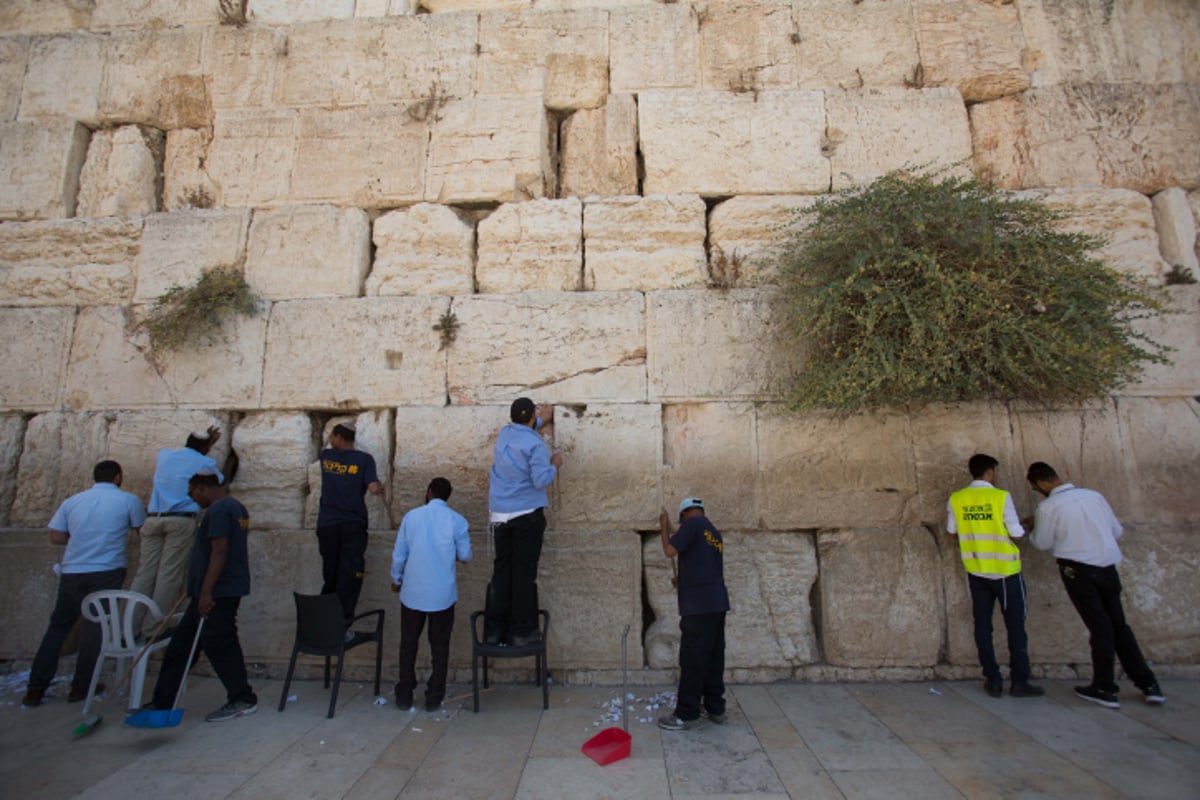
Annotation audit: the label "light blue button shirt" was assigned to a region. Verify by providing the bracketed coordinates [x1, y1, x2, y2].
[49, 482, 147, 573]
[148, 447, 223, 513]
[391, 499, 471, 613]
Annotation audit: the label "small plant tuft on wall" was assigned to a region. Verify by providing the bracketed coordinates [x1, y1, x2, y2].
[771, 169, 1170, 414]
[138, 266, 260, 355]
[433, 311, 460, 350]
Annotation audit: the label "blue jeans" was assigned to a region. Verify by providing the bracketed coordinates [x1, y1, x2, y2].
[968, 573, 1030, 687]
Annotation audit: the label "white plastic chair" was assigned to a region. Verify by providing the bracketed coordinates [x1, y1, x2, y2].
[79, 590, 176, 716]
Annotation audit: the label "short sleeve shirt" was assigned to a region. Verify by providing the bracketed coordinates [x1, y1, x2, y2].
[317, 448, 379, 526]
[49, 483, 146, 574]
[670, 514, 730, 616]
[187, 495, 251, 598]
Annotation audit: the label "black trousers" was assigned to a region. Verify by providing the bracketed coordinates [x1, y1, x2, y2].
[395, 603, 455, 706]
[152, 596, 256, 708]
[29, 568, 126, 691]
[674, 611, 726, 721]
[485, 509, 545, 640]
[1058, 559, 1156, 693]
[317, 522, 368, 622]
[968, 573, 1031, 686]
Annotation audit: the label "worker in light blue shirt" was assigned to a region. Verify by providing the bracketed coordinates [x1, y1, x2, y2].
[390, 477, 471, 711]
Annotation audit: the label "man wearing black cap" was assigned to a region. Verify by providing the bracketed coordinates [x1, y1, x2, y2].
[657, 497, 729, 731]
[484, 397, 562, 647]
[317, 421, 384, 624]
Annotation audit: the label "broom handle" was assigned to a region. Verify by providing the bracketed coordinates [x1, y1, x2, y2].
[171, 616, 205, 711]
[621, 624, 630, 734]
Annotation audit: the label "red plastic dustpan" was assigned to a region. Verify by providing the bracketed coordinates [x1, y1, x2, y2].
[582, 625, 632, 766]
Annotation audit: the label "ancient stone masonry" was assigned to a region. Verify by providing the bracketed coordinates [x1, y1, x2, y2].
[0, 0, 1198, 682]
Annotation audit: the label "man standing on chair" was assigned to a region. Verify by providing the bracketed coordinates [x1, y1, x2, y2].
[149, 470, 257, 722]
[484, 398, 561, 647]
[947, 453, 1044, 700]
[657, 497, 729, 731]
[129, 425, 224, 635]
[390, 477, 471, 711]
[22, 461, 145, 708]
[317, 421, 384, 624]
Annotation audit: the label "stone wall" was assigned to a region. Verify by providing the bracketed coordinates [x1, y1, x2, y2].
[0, 0, 1198, 683]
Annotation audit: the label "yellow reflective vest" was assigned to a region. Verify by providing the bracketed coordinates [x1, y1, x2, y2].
[949, 486, 1021, 577]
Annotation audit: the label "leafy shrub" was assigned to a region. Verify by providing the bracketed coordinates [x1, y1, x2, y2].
[138, 266, 260, 355]
[772, 170, 1169, 413]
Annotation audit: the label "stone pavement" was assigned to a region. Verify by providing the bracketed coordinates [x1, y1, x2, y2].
[0, 675, 1197, 799]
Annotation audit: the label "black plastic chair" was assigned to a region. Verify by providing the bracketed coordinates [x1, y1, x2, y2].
[469, 609, 550, 712]
[277, 592, 384, 719]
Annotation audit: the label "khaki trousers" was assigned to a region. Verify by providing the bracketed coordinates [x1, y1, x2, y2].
[129, 515, 195, 632]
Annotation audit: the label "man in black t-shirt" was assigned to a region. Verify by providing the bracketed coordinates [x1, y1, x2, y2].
[657, 497, 730, 731]
[317, 422, 384, 623]
[149, 470, 257, 723]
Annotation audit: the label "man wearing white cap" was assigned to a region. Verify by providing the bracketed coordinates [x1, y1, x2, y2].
[657, 497, 730, 731]
[129, 425, 224, 633]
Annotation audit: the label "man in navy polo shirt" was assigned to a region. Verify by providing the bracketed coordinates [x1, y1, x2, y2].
[657, 497, 730, 731]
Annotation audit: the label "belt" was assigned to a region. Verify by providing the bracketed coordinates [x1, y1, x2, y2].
[148, 512, 197, 518]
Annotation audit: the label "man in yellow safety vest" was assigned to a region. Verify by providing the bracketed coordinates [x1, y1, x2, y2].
[948, 454, 1045, 699]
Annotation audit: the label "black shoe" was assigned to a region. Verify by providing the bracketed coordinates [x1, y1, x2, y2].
[394, 685, 413, 709]
[983, 682, 1003, 698]
[703, 709, 727, 725]
[510, 631, 543, 647]
[1009, 682, 1045, 698]
[424, 698, 442, 712]
[20, 688, 45, 708]
[1074, 685, 1120, 709]
[1141, 682, 1166, 705]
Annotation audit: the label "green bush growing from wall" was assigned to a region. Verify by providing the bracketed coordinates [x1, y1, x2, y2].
[138, 266, 260, 355]
[773, 170, 1169, 413]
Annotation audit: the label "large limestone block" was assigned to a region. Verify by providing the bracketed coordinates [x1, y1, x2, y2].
[135, 210, 252, 303]
[245, 205, 371, 300]
[263, 296, 450, 408]
[1152, 188, 1199, 272]
[818, 528, 944, 668]
[538, 531, 644, 670]
[1191, 191, 1200, 259]
[104, 410, 232, 504]
[646, 289, 783, 402]
[63, 305, 267, 410]
[232, 411, 314, 530]
[391, 405, 504, 532]
[0, 307, 73, 411]
[425, 95, 550, 204]
[0, 2, 93, 34]
[11, 412, 111, 526]
[559, 94, 638, 198]
[783, 0, 917, 89]
[162, 128, 217, 212]
[708, 195, 817, 287]
[1119, 523, 1200, 662]
[446, 292, 647, 405]
[203, 25, 287, 111]
[695, 1, 800, 91]
[292, 106, 427, 206]
[914, 0, 1030, 102]
[0, 119, 89, 220]
[355, 0, 413, 15]
[553, 404, 660, 530]
[1015, 0, 1200, 86]
[204, 109, 298, 208]
[98, 29, 209, 129]
[727, 532, 819, 670]
[609, 5, 698, 91]
[0, 415, 26, 525]
[757, 408, 917, 529]
[1018, 187, 1168, 280]
[825, 87, 972, 191]
[0, 217, 141, 306]
[639, 90, 829, 195]
[971, 84, 1200, 194]
[662, 403, 758, 530]
[280, 15, 476, 108]
[92, 0, 215, 28]
[0, 37, 27, 122]
[1117, 396, 1200, 524]
[476, 10, 607, 109]
[305, 410, 394, 531]
[367, 204, 475, 297]
[76, 125, 163, 219]
[1011, 403, 1132, 518]
[909, 402, 1018, 529]
[1126, 284, 1200, 397]
[251, 0, 357, 24]
[18, 33, 102, 124]
[477, 198, 583, 293]
[584, 195, 706, 291]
